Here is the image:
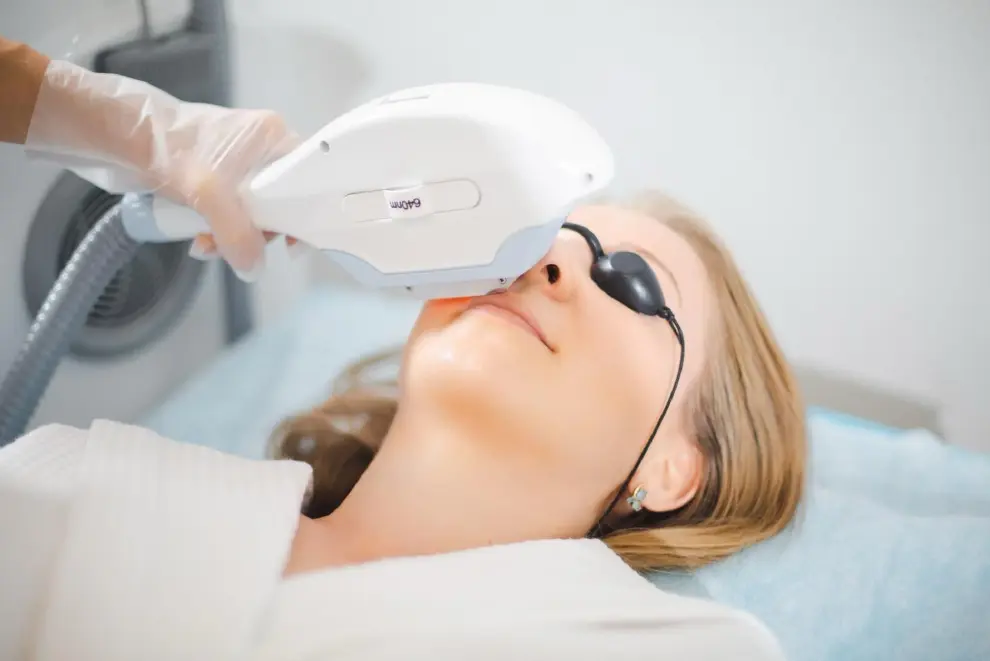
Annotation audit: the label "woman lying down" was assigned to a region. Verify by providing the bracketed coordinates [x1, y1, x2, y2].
[0, 191, 805, 661]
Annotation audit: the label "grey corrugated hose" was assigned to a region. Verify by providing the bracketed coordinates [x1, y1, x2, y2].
[0, 204, 141, 445]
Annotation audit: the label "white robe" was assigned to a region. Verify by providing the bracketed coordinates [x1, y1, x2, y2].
[0, 421, 785, 661]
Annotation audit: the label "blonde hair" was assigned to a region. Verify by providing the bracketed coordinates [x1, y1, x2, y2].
[270, 190, 807, 571]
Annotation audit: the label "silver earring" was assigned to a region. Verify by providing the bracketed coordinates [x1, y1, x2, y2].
[626, 485, 648, 512]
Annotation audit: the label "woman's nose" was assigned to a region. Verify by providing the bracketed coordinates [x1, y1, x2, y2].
[513, 234, 582, 301]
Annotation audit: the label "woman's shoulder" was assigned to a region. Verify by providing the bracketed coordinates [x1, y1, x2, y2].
[638, 586, 786, 660]
[265, 538, 784, 660]
[548, 540, 785, 659]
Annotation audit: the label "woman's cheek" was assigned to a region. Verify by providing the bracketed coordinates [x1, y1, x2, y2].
[589, 315, 669, 425]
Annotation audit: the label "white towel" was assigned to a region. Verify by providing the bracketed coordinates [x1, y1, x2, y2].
[0, 422, 784, 661]
[0, 420, 312, 661]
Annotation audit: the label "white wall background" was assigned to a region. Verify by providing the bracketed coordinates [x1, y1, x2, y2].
[232, 0, 989, 449]
[2, 0, 987, 449]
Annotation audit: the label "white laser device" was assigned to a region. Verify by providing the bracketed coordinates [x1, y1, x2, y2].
[126, 82, 614, 298]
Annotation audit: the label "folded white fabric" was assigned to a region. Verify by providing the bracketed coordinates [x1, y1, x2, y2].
[0, 420, 312, 661]
[258, 537, 783, 661]
[0, 420, 784, 661]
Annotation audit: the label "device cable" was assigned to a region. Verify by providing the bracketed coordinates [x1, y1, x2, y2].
[0, 203, 141, 445]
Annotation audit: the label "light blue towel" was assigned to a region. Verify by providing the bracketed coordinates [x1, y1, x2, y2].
[143, 285, 990, 660]
[649, 416, 990, 661]
[806, 413, 989, 517]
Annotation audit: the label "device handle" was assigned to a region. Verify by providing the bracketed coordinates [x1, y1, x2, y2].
[117, 152, 287, 243]
[120, 194, 211, 242]
[151, 197, 212, 239]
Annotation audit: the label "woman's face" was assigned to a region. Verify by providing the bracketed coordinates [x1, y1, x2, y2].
[398, 204, 714, 528]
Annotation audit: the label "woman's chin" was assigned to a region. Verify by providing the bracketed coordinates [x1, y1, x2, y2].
[401, 319, 545, 412]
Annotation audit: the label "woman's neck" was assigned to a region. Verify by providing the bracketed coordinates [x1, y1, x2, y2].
[301, 408, 577, 569]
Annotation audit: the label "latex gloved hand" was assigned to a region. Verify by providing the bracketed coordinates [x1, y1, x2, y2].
[24, 59, 301, 279]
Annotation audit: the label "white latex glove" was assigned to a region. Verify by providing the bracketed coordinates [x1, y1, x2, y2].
[24, 59, 301, 278]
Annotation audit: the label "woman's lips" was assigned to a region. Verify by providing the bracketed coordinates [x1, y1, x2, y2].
[465, 297, 552, 351]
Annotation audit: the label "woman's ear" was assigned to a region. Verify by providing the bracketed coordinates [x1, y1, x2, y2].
[634, 435, 702, 513]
